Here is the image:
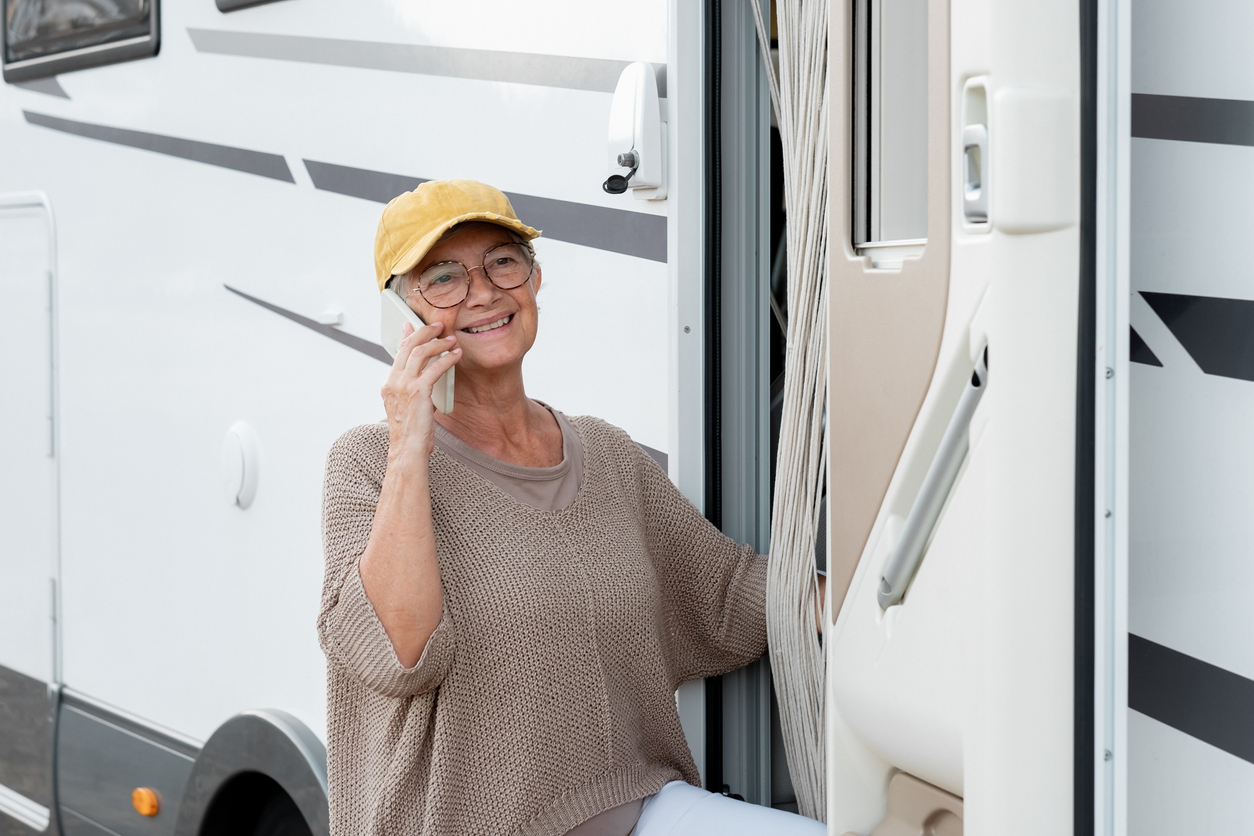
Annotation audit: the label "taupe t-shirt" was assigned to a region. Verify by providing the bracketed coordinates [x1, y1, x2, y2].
[432, 407, 645, 834]
[433, 406, 584, 512]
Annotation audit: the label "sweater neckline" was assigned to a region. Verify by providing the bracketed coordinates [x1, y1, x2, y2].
[432, 404, 575, 483]
[431, 414, 595, 517]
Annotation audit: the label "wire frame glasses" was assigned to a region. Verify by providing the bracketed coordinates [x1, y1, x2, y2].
[407, 242, 535, 309]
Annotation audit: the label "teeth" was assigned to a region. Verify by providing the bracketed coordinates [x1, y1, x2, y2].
[467, 315, 510, 334]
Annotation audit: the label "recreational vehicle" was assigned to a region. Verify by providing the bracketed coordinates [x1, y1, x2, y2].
[0, 0, 1249, 834]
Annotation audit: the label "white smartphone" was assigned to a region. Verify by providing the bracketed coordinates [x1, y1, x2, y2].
[380, 288, 455, 414]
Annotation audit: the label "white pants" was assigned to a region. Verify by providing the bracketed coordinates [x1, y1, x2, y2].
[631, 781, 825, 835]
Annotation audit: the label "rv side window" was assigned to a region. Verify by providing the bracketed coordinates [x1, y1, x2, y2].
[852, 0, 928, 255]
[2, 0, 158, 82]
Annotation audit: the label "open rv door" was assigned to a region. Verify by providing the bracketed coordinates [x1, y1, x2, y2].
[824, 0, 1254, 830]
[823, 0, 1085, 832]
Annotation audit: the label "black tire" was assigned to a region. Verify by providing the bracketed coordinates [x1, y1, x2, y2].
[253, 791, 313, 836]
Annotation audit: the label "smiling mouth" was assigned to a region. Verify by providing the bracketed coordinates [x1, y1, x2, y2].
[463, 314, 513, 334]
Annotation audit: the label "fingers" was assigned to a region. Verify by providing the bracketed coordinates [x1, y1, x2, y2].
[404, 334, 458, 380]
[381, 322, 459, 426]
[390, 320, 443, 374]
[417, 344, 461, 388]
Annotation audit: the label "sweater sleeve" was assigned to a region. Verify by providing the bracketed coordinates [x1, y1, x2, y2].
[629, 437, 769, 684]
[316, 425, 456, 698]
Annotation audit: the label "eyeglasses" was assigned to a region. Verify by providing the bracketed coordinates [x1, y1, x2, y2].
[406, 242, 536, 309]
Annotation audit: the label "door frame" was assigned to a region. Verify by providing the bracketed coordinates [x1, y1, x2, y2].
[1090, 0, 1132, 831]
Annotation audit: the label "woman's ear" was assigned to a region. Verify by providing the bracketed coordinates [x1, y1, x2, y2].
[531, 264, 543, 294]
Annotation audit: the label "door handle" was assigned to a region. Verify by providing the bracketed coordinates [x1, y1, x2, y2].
[878, 347, 988, 609]
[962, 124, 989, 223]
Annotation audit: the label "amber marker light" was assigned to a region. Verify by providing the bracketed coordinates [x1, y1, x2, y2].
[132, 787, 160, 817]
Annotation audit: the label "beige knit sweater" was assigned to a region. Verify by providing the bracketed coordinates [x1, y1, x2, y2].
[318, 416, 768, 836]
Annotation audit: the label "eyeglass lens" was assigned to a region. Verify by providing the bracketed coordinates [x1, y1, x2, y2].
[415, 243, 533, 308]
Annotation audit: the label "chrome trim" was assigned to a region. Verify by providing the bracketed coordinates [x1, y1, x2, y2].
[0, 781, 50, 831]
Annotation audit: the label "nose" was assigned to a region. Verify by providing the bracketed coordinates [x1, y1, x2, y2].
[462, 264, 500, 306]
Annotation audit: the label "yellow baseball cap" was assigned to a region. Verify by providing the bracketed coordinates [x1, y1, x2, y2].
[373, 179, 541, 292]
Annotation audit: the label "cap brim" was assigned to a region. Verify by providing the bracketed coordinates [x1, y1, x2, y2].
[386, 212, 541, 288]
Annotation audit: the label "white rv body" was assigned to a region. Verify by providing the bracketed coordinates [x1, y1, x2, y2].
[2, 1, 696, 833]
[3, 0, 675, 740]
[1124, 1, 1254, 831]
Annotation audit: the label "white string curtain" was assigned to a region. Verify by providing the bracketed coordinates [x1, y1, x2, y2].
[751, 0, 829, 822]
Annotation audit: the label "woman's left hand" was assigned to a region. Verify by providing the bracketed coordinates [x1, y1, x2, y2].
[816, 573, 826, 635]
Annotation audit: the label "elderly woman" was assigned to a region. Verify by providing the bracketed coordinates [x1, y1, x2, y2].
[318, 180, 823, 836]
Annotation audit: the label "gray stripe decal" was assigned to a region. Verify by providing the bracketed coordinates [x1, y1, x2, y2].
[23, 111, 295, 183]
[1131, 93, 1254, 148]
[1129, 634, 1254, 765]
[187, 28, 666, 97]
[225, 284, 392, 364]
[303, 160, 426, 205]
[303, 160, 667, 263]
[14, 76, 69, 98]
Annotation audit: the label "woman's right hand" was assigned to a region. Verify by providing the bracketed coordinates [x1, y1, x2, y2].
[363, 321, 458, 667]
[381, 322, 461, 461]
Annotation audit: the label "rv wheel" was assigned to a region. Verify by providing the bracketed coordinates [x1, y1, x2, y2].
[254, 790, 314, 836]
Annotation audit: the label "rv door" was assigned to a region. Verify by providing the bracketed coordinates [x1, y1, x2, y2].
[825, 0, 1084, 832]
[0, 193, 58, 836]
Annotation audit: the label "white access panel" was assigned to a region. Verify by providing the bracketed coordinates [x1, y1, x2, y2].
[0, 200, 56, 685]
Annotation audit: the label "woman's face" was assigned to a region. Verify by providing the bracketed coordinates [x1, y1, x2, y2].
[404, 223, 542, 374]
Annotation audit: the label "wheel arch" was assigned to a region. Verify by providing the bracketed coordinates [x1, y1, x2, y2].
[173, 709, 328, 836]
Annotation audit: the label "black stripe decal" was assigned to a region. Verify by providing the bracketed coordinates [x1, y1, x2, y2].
[1129, 325, 1162, 367]
[23, 111, 295, 183]
[1141, 292, 1254, 382]
[1131, 93, 1254, 148]
[224, 284, 391, 364]
[303, 160, 667, 263]
[1129, 634, 1254, 765]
